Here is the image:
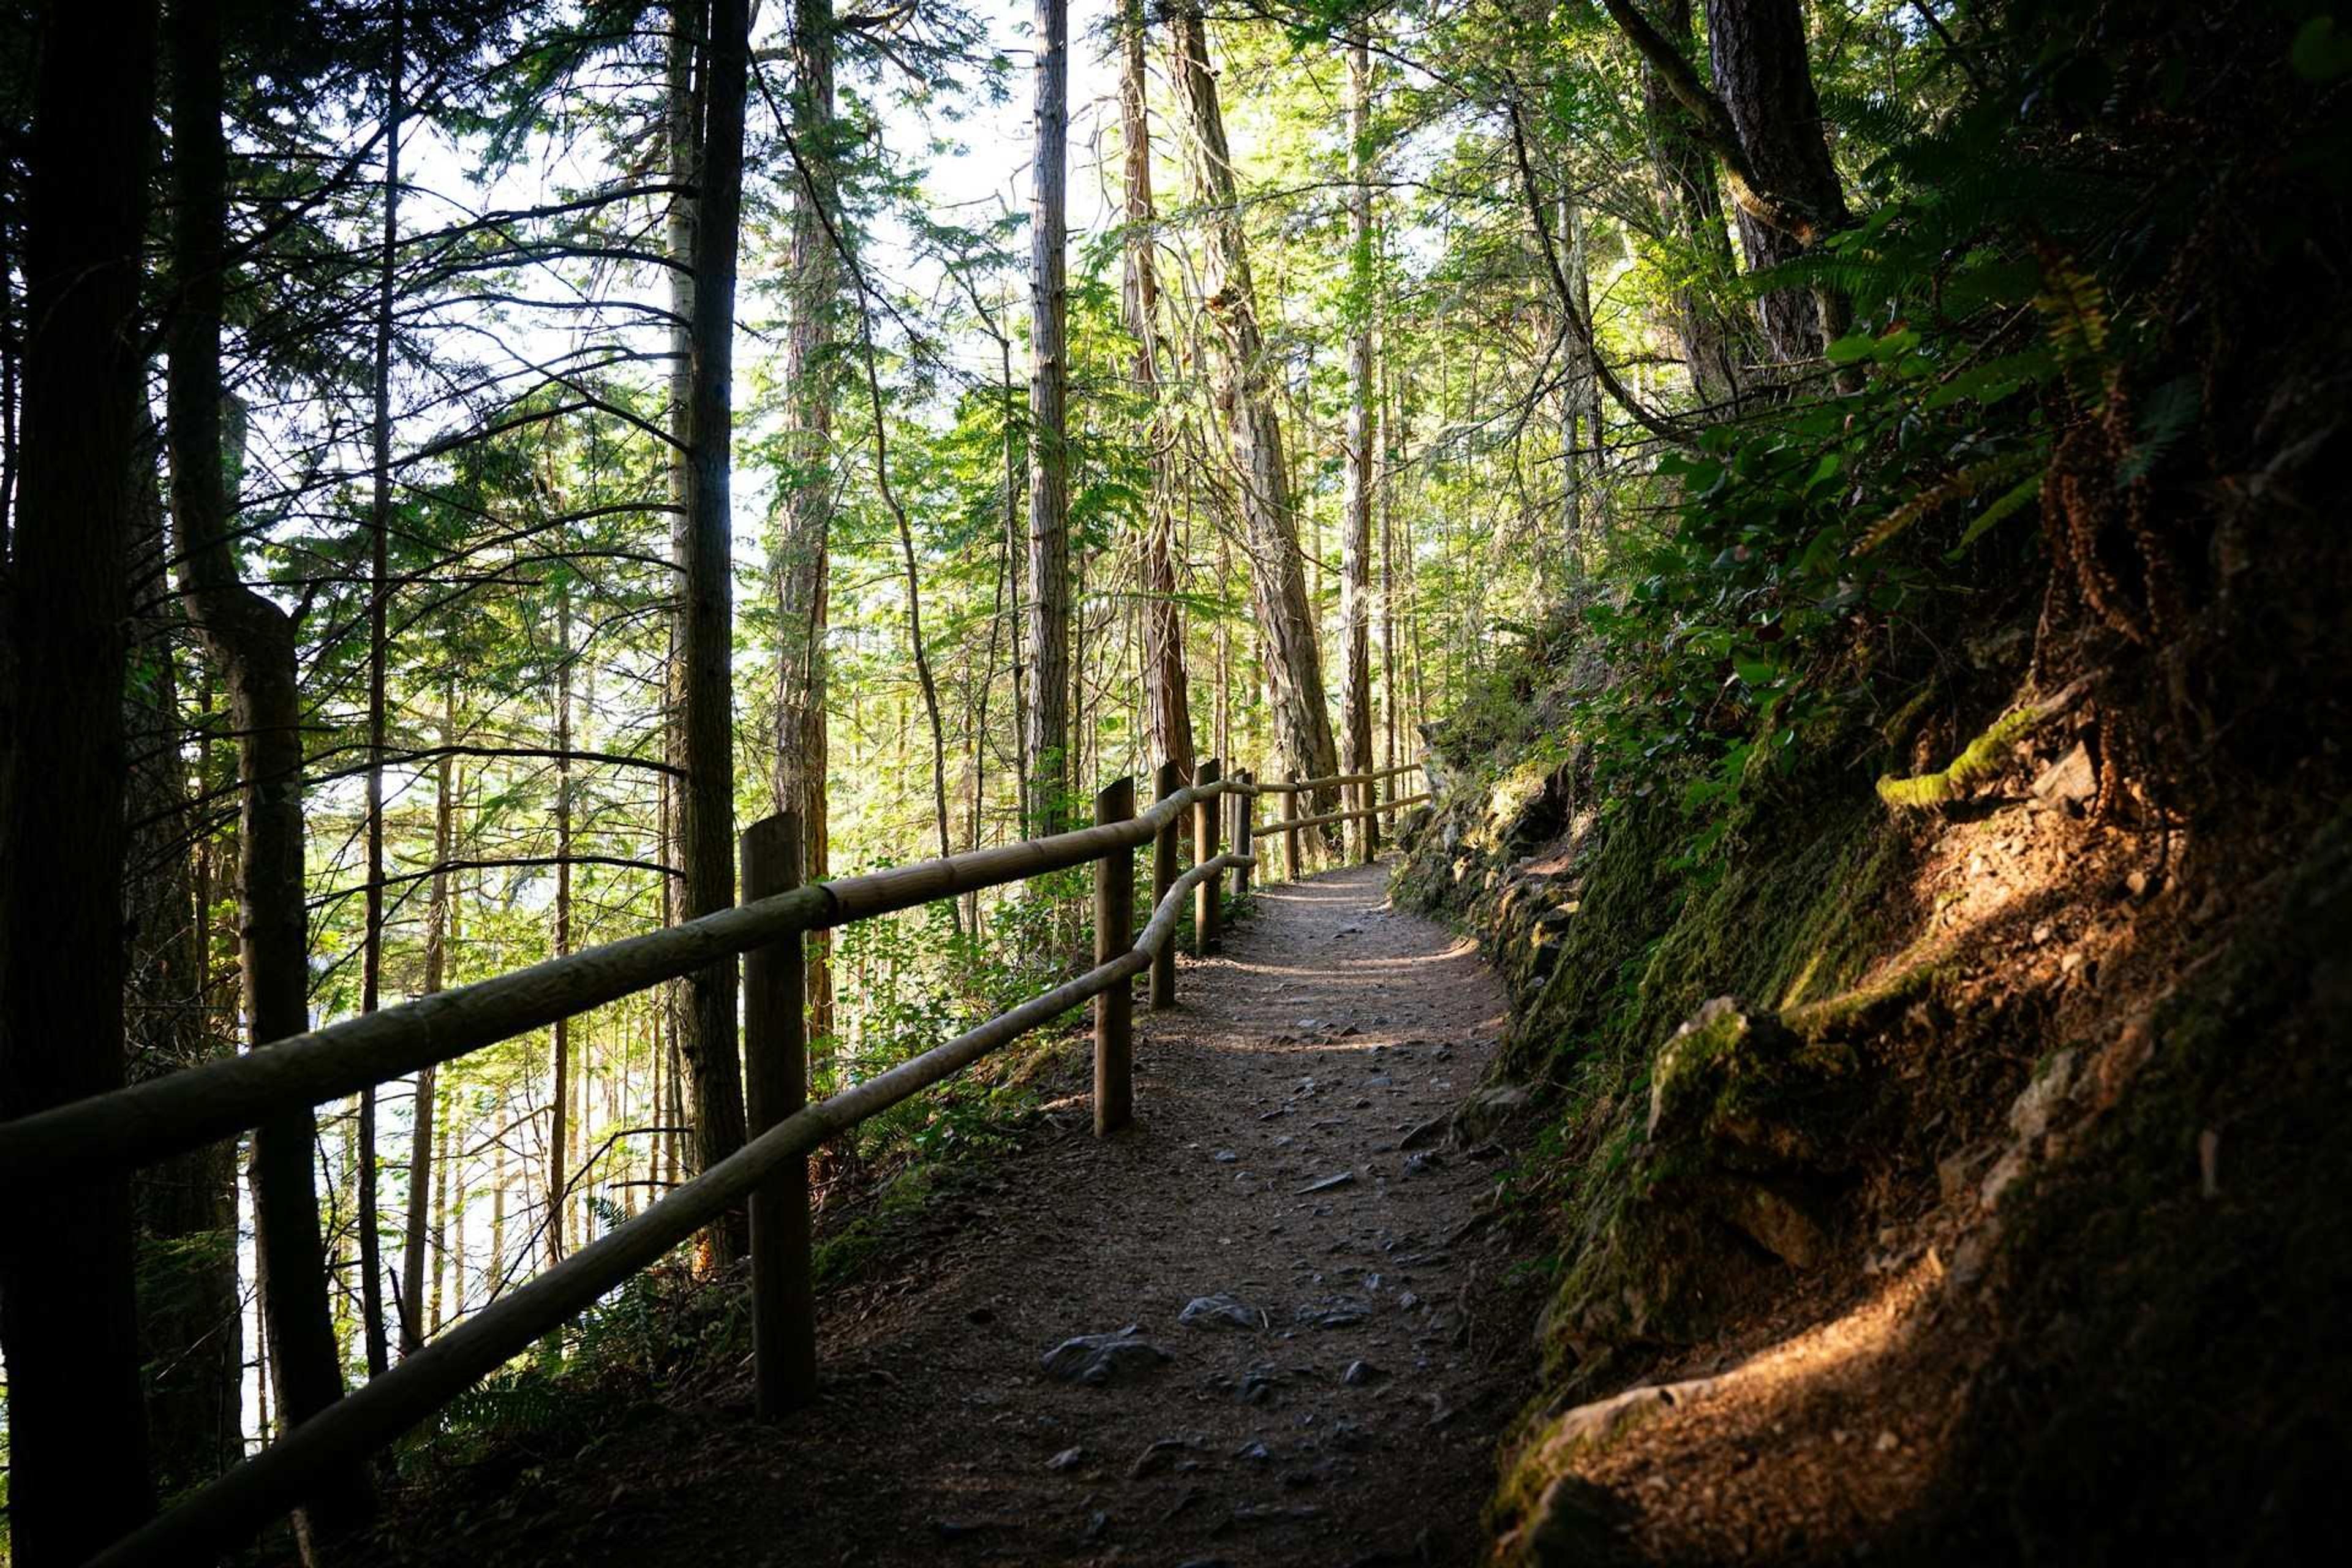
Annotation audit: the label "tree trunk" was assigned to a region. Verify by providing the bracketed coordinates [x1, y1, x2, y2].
[160, 1, 371, 1549]
[682, 0, 751, 1264]
[1166, 1, 1340, 796]
[776, 0, 839, 1045]
[1340, 36, 1377, 848]
[1120, 0, 1195, 782]
[125, 420, 244, 1496]
[1702, 0, 1851, 361]
[0, 2, 160, 1550]
[1026, 0, 1073, 831]
[663, 0, 701, 1188]
[550, 587, 573, 1265]
[1642, 0, 1749, 405]
[400, 679, 456, 1352]
[356, 6, 404, 1382]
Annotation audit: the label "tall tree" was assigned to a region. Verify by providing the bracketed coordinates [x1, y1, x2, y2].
[1118, 0, 1194, 780]
[400, 676, 459, 1354]
[775, 0, 840, 1038]
[124, 433, 243, 1493]
[1600, 0, 1852, 362]
[681, 0, 752, 1261]
[1340, 32, 1377, 843]
[164, 3, 372, 1546]
[1166, 0, 1340, 793]
[356, 0, 405, 1382]
[1638, 0, 1750, 405]
[1026, 0, 1072, 829]
[0, 1, 161, 1554]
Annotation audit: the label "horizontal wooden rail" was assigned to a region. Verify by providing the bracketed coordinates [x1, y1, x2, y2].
[86, 846, 1256, 1568]
[1280, 791, 1431, 835]
[0, 779, 1243, 1182]
[1245, 761, 1419, 796]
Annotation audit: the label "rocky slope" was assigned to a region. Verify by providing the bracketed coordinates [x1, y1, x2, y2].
[1395, 666, 2348, 1564]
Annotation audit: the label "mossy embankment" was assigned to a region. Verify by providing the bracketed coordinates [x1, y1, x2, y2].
[1394, 629, 2351, 1563]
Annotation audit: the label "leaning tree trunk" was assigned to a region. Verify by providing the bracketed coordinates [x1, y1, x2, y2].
[1703, 0, 1851, 361]
[162, 1, 372, 1551]
[1340, 35, 1378, 849]
[0, 5, 160, 1548]
[1118, 0, 1194, 782]
[1642, 0, 1751, 406]
[775, 0, 839, 1042]
[1166, 1, 1340, 796]
[1026, 0, 1074, 831]
[682, 0, 752, 1264]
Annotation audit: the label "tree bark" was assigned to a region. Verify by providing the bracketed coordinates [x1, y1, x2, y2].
[550, 586, 573, 1265]
[1340, 36, 1377, 846]
[356, 2, 405, 1382]
[0, 0, 160, 1545]
[776, 0, 839, 1044]
[682, 0, 751, 1263]
[401, 678, 457, 1354]
[1604, 0, 1850, 363]
[1703, 0, 1852, 360]
[161, 0, 371, 1549]
[1165, 0, 1340, 794]
[126, 417, 244, 1496]
[1640, 0, 1750, 404]
[1027, 0, 1073, 831]
[663, 0, 701, 1186]
[1119, 0, 1195, 782]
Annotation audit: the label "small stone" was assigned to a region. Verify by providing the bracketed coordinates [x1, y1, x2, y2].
[1342, 1360, 1381, 1385]
[1875, 1430, 1899, 1453]
[1047, 1447, 1085, 1471]
[1234, 1439, 1272, 1463]
[1082, 1511, 1110, 1544]
[1180, 1294, 1265, 1331]
[1213, 1149, 1238, 1163]
[1299, 1170, 1357, 1194]
[1401, 1151, 1441, 1177]
[2125, 869, 2153, 900]
[1397, 1290, 1422, 1311]
[2030, 743, 2097, 808]
[2030, 922, 2052, 945]
[1039, 1326, 1174, 1385]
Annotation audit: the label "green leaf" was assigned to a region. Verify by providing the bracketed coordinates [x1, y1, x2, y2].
[1826, 333, 1876, 365]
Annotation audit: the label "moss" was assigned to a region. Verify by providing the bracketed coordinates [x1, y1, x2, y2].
[1874, 701, 2040, 807]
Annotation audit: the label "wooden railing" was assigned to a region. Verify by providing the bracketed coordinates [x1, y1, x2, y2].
[0, 755, 1427, 1568]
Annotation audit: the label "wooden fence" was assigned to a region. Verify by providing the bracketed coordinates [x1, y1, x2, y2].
[0, 756, 1426, 1567]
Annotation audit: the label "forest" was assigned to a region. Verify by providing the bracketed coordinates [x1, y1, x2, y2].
[0, 0, 2345, 1563]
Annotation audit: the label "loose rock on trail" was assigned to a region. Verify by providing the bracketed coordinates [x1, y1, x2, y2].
[367, 861, 1534, 1566]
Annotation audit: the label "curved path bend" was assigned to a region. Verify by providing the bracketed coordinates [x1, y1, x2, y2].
[377, 861, 1533, 1567]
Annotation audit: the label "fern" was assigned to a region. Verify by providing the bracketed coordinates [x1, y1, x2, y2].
[1851, 448, 2046, 557]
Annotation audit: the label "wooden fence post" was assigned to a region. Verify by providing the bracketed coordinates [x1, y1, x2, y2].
[1234, 770, 1254, 900]
[1284, 771, 1302, 882]
[1093, 777, 1135, 1134]
[741, 813, 814, 1417]
[1150, 760, 1180, 1009]
[1194, 756, 1221, 955]
[1368, 768, 1383, 858]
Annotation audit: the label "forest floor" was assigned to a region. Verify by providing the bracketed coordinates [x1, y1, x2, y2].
[359, 861, 1544, 1567]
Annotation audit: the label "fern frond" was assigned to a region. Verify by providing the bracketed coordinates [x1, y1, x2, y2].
[1851, 448, 2045, 557]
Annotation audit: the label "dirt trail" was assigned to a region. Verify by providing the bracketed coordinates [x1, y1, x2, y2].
[386, 862, 1533, 1567]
